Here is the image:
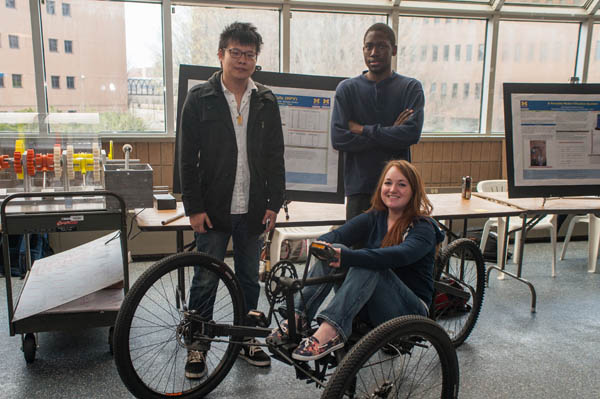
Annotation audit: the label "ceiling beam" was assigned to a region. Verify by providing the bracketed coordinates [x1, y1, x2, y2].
[492, 0, 505, 12]
[587, 0, 600, 15]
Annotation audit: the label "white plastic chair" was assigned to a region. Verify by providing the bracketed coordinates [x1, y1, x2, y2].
[560, 214, 589, 260]
[269, 226, 334, 264]
[477, 179, 558, 277]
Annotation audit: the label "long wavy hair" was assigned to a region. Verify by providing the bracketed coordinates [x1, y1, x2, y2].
[369, 160, 433, 247]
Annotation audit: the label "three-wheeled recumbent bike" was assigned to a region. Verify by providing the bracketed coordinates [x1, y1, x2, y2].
[113, 236, 484, 398]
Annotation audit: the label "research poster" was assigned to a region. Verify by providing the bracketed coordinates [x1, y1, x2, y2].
[510, 93, 600, 187]
[186, 77, 339, 195]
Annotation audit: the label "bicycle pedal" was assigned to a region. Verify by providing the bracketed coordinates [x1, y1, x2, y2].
[247, 310, 268, 327]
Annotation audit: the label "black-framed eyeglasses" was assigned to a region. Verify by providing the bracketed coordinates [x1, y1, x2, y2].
[223, 47, 257, 61]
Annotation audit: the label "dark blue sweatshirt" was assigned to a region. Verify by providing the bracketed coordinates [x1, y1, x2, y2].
[331, 72, 424, 196]
[318, 210, 444, 305]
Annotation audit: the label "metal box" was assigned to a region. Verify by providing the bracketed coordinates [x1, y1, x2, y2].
[104, 163, 153, 209]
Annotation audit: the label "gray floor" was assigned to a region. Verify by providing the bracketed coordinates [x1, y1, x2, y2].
[1, 240, 599, 398]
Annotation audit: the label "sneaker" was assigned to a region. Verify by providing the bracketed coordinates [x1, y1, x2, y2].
[185, 350, 207, 379]
[292, 335, 344, 361]
[239, 338, 271, 367]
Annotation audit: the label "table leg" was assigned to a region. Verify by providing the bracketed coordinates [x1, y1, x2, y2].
[588, 214, 599, 273]
[486, 213, 537, 313]
[516, 215, 527, 278]
[177, 230, 184, 253]
[496, 217, 508, 280]
[176, 230, 185, 309]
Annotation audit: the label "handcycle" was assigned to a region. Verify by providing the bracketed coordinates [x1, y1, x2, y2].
[112, 236, 482, 398]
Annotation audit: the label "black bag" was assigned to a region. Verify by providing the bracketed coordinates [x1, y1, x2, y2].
[465, 229, 511, 263]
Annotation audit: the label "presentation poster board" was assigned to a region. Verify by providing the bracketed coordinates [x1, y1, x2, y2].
[173, 65, 345, 204]
[504, 83, 600, 198]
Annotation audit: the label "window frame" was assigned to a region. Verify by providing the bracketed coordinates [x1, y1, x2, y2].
[51, 75, 60, 89]
[11, 0, 600, 137]
[46, 0, 55, 15]
[49, 38, 58, 52]
[12, 74, 22, 88]
[8, 34, 19, 49]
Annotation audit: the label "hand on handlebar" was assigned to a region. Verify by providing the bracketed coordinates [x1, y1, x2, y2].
[310, 241, 341, 268]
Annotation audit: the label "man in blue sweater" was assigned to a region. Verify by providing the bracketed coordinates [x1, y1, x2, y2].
[331, 23, 424, 220]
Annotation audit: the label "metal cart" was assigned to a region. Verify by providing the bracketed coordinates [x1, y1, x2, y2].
[1, 191, 129, 363]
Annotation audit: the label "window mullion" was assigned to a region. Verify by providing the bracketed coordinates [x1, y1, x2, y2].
[481, 14, 499, 135]
[576, 17, 593, 83]
[30, 0, 48, 135]
[163, 0, 175, 135]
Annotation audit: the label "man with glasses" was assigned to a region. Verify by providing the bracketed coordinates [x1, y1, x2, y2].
[331, 23, 424, 221]
[179, 22, 285, 378]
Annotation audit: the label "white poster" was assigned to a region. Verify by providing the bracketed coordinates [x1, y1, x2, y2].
[511, 93, 600, 187]
[187, 80, 339, 194]
[271, 86, 338, 193]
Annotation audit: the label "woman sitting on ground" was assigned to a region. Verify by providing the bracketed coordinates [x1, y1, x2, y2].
[268, 159, 445, 361]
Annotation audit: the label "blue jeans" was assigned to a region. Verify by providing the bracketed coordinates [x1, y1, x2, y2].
[295, 244, 428, 342]
[189, 214, 260, 320]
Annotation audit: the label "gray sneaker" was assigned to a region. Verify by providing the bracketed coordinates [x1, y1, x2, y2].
[185, 350, 207, 379]
[239, 338, 271, 367]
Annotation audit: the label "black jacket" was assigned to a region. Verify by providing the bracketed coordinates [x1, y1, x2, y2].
[179, 71, 286, 235]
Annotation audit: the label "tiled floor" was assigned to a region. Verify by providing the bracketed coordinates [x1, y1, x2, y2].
[1, 240, 599, 398]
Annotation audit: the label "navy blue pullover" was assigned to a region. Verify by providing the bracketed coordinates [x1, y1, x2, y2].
[331, 72, 424, 196]
[318, 211, 444, 305]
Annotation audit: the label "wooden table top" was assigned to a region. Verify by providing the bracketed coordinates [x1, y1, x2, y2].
[134, 201, 347, 231]
[135, 193, 523, 231]
[473, 192, 600, 215]
[429, 193, 522, 219]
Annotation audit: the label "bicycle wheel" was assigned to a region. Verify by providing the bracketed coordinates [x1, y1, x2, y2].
[113, 252, 245, 399]
[322, 315, 459, 399]
[432, 238, 485, 347]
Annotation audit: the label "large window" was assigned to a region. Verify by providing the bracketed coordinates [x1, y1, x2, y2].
[290, 11, 385, 77]
[172, 5, 279, 72]
[2, 1, 600, 136]
[587, 25, 600, 83]
[0, 0, 38, 133]
[171, 4, 279, 130]
[492, 20, 579, 132]
[40, 0, 165, 133]
[397, 16, 487, 132]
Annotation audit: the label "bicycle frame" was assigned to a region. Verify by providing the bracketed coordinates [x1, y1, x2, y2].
[181, 240, 469, 388]
[183, 245, 346, 386]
